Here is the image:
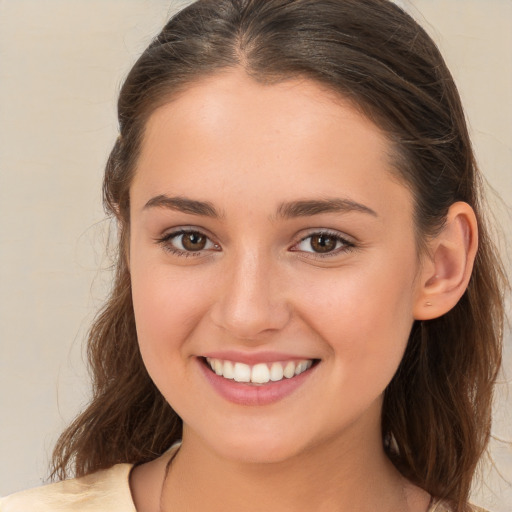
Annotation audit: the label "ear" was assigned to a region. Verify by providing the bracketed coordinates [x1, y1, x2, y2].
[413, 202, 478, 320]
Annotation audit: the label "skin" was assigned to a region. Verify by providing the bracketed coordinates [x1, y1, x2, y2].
[128, 69, 477, 511]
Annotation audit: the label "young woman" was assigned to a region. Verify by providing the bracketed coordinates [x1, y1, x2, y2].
[1, 0, 507, 511]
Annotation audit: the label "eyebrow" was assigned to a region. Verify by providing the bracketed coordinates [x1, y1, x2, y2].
[143, 194, 377, 219]
[143, 195, 221, 218]
[275, 198, 377, 219]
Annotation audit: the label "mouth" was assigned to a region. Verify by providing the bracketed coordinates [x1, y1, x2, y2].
[201, 357, 319, 386]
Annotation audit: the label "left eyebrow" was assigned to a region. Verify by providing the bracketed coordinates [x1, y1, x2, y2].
[143, 195, 221, 218]
[274, 198, 378, 219]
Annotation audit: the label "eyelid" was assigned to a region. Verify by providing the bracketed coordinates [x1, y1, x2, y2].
[155, 227, 221, 257]
[290, 229, 356, 257]
[154, 226, 356, 259]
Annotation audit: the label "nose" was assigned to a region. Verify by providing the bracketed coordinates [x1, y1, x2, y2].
[209, 248, 291, 340]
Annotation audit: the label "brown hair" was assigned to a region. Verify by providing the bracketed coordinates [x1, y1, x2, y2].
[51, 1, 507, 510]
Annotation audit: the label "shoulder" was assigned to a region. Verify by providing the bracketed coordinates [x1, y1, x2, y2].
[0, 463, 136, 512]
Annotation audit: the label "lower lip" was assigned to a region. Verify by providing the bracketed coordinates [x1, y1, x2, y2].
[198, 358, 318, 406]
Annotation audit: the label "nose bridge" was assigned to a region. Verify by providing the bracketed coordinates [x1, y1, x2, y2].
[211, 245, 290, 339]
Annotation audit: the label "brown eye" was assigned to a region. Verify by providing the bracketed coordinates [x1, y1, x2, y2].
[155, 229, 222, 258]
[310, 234, 337, 253]
[292, 231, 354, 257]
[181, 232, 207, 251]
[160, 230, 218, 255]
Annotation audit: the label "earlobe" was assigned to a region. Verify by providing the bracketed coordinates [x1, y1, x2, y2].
[414, 202, 478, 320]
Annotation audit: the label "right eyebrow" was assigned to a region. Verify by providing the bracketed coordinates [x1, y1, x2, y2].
[275, 197, 378, 219]
[143, 195, 221, 218]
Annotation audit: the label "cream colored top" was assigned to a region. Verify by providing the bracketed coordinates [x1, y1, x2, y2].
[0, 446, 489, 512]
[0, 463, 136, 512]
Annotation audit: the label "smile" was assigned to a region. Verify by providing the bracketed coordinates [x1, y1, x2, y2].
[199, 355, 320, 406]
[205, 357, 314, 385]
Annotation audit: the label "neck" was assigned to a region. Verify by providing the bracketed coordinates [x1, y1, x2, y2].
[161, 420, 418, 512]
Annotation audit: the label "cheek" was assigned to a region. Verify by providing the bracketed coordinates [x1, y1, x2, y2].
[130, 257, 212, 377]
[295, 258, 417, 387]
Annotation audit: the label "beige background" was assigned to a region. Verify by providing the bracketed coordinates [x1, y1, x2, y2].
[0, 0, 510, 510]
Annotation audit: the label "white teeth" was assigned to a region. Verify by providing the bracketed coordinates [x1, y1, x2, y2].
[205, 357, 314, 384]
[269, 362, 284, 381]
[295, 361, 310, 375]
[213, 359, 223, 375]
[251, 363, 270, 384]
[283, 361, 296, 379]
[233, 362, 251, 383]
[223, 360, 235, 379]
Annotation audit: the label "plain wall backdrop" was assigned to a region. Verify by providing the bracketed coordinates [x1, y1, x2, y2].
[0, 1, 511, 510]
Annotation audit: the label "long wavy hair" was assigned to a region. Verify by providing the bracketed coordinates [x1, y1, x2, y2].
[51, 1, 507, 510]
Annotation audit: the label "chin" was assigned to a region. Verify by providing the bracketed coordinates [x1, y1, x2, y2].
[197, 424, 308, 465]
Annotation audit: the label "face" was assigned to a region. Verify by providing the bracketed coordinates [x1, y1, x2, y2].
[129, 70, 424, 463]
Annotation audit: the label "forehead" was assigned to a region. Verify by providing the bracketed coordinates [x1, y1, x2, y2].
[139, 70, 387, 161]
[131, 69, 411, 223]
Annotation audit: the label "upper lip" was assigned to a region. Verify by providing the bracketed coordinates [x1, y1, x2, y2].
[200, 350, 317, 365]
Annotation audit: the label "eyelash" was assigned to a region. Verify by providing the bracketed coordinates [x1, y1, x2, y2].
[292, 230, 356, 259]
[156, 229, 220, 258]
[155, 229, 356, 259]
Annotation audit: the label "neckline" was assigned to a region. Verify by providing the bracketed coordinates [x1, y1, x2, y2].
[128, 442, 182, 511]
[127, 443, 448, 512]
